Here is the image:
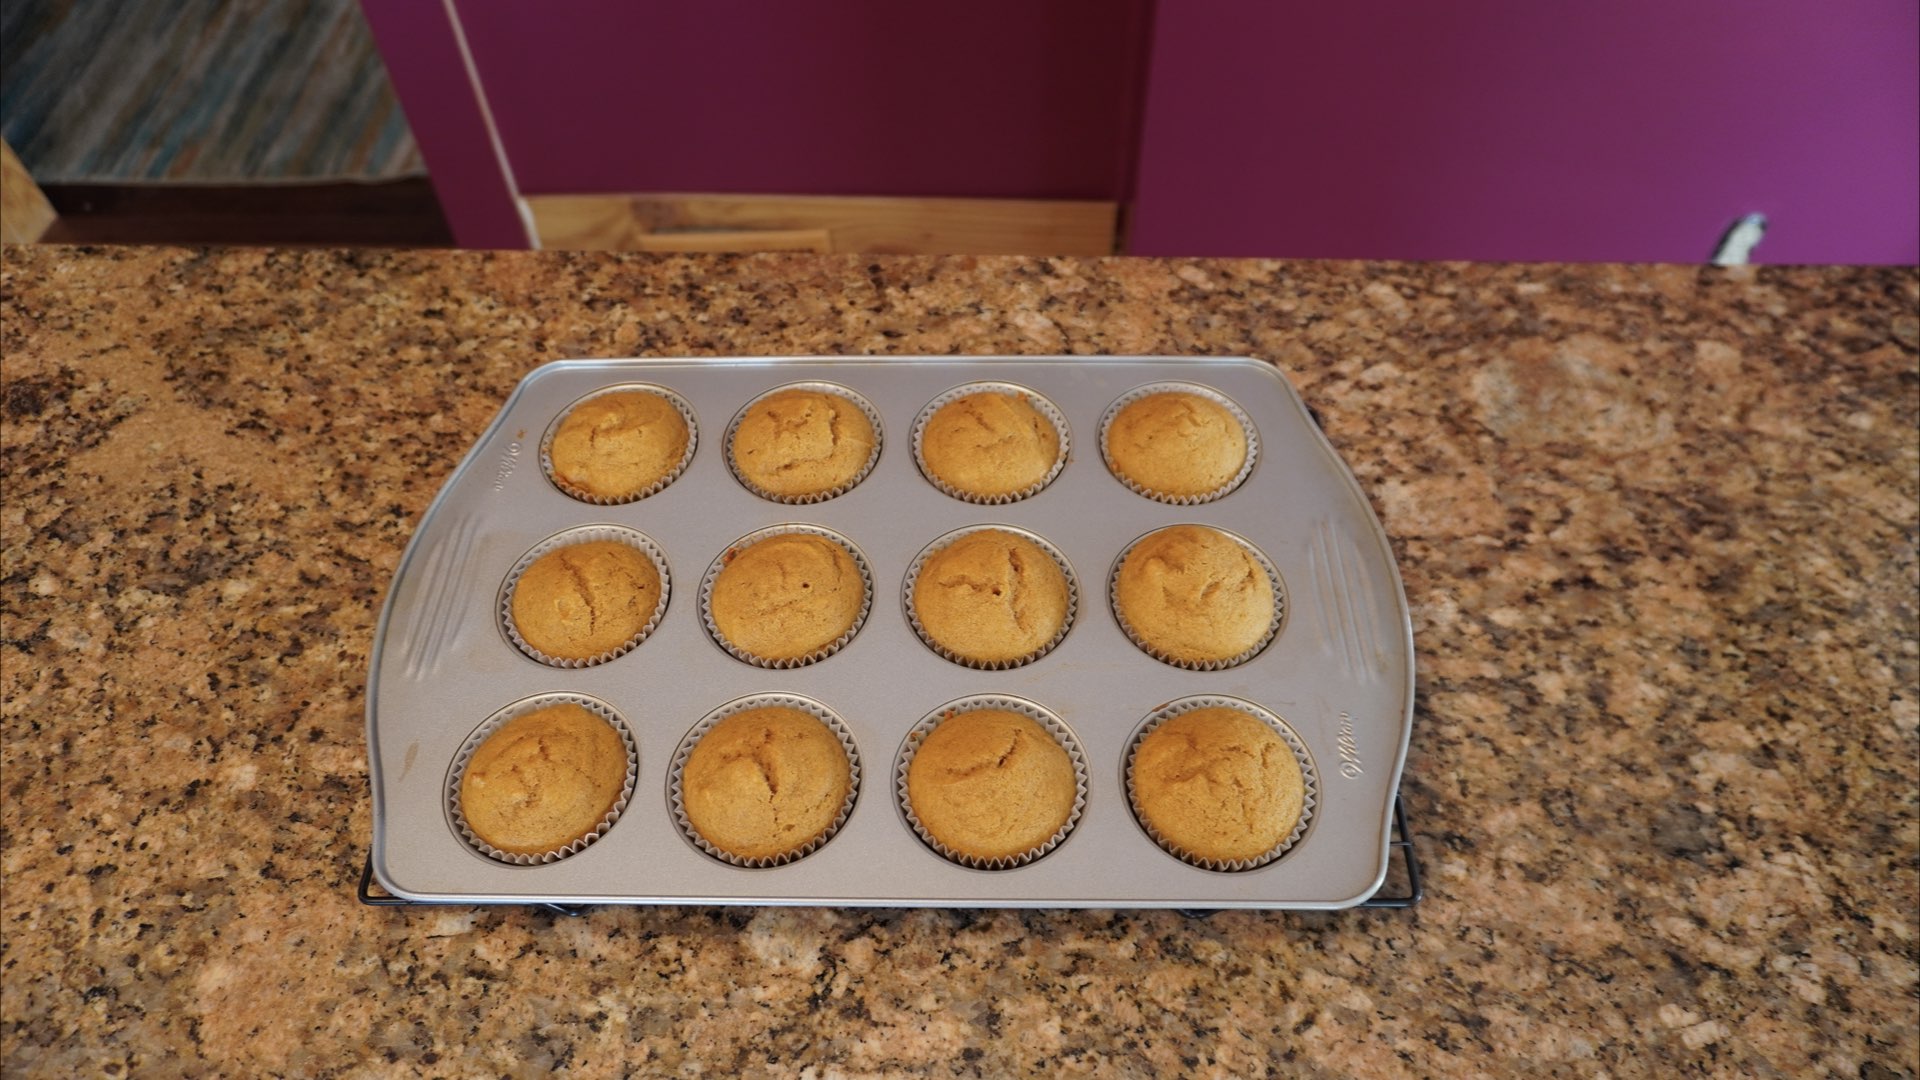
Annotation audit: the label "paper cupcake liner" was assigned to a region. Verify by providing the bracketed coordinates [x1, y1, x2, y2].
[1107, 525, 1287, 671]
[902, 525, 1078, 670]
[667, 693, 863, 868]
[1124, 696, 1318, 872]
[895, 695, 1089, 870]
[445, 692, 639, 866]
[499, 525, 672, 668]
[1098, 382, 1260, 505]
[722, 381, 885, 504]
[698, 524, 874, 669]
[540, 383, 699, 505]
[910, 381, 1070, 505]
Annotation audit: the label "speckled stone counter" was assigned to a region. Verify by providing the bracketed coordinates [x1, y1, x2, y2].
[3, 248, 1914, 1078]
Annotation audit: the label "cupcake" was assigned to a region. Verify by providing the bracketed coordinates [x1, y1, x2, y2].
[547, 388, 692, 502]
[905, 708, 1077, 863]
[728, 386, 879, 501]
[510, 539, 663, 661]
[910, 529, 1072, 666]
[458, 703, 630, 857]
[1113, 525, 1276, 666]
[678, 705, 854, 862]
[1103, 390, 1250, 500]
[707, 531, 867, 664]
[1128, 706, 1305, 865]
[917, 388, 1063, 501]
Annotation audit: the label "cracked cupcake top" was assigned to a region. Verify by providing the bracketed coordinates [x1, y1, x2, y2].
[708, 533, 866, 662]
[460, 704, 628, 856]
[1104, 391, 1248, 499]
[509, 540, 662, 660]
[1129, 707, 1302, 863]
[548, 389, 691, 502]
[680, 706, 852, 861]
[918, 391, 1062, 499]
[1113, 525, 1274, 665]
[906, 709, 1077, 862]
[912, 530, 1070, 665]
[729, 388, 877, 500]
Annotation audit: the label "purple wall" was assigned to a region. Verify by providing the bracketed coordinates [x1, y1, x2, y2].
[360, 0, 527, 248]
[450, 0, 1152, 200]
[1128, 1, 1920, 263]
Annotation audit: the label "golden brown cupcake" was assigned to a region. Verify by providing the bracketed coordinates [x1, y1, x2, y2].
[1104, 391, 1249, 499]
[1129, 707, 1304, 864]
[911, 530, 1071, 665]
[510, 540, 662, 660]
[729, 387, 877, 500]
[906, 708, 1076, 862]
[679, 706, 853, 861]
[708, 532, 866, 663]
[1114, 525, 1275, 665]
[548, 389, 690, 501]
[459, 703, 629, 856]
[918, 390, 1062, 500]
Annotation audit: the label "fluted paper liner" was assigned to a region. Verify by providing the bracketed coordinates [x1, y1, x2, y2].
[1124, 696, 1317, 872]
[1108, 525, 1286, 671]
[499, 525, 671, 668]
[723, 381, 884, 504]
[910, 381, 1070, 504]
[902, 525, 1078, 670]
[698, 524, 874, 668]
[1098, 382, 1259, 504]
[541, 383, 699, 505]
[446, 693, 639, 866]
[895, 696, 1089, 870]
[667, 693, 862, 867]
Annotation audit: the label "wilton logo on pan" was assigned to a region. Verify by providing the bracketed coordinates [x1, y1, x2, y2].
[1337, 712, 1363, 779]
[492, 440, 522, 491]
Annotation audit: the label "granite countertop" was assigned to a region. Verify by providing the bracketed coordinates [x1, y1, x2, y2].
[2, 247, 1914, 1077]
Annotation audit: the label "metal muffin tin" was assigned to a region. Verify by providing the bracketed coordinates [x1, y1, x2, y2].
[366, 357, 1414, 909]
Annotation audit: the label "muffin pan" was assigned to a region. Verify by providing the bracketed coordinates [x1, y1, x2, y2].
[366, 357, 1414, 909]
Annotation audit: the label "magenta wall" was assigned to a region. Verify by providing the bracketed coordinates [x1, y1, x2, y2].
[450, 0, 1152, 201]
[360, 0, 527, 248]
[1128, 1, 1920, 263]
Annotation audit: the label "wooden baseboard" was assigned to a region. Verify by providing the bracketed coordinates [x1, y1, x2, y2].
[30, 179, 452, 247]
[526, 192, 1119, 256]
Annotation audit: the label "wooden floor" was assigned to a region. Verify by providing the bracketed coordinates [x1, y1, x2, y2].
[36, 178, 452, 247]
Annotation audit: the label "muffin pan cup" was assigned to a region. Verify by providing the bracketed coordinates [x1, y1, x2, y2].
[1107, 525, 1288, 671]
[723, 381, 885, 504]
[1124, 696, 1319, 872]
[445, 693, 640, 866]
[910, 381, 1071, 504]
[498, 525, 673, 668]
[1098, 382, 1260, 505]
[667, 693, 863, 868]
[367, 356, 1414, 909]
[697, 524, 875, 669]
[894, 696, 1090, 871]
[540, 383, 700, 505]
[902, 525, 1079, 670]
